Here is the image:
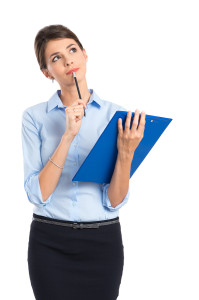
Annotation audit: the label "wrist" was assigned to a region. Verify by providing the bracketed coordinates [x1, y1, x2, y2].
[117, 151, 134, 164]
[62, 133, 74, 143]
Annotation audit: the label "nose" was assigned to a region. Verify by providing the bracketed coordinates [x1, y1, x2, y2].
[65, 61, 73, 67]
[63, 56, 73, 67]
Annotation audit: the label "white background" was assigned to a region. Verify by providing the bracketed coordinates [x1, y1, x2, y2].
[0, 0, 198, 299]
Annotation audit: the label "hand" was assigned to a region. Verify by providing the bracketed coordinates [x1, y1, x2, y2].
[64, 99, 87, 139]
[117, 109, 146, 160]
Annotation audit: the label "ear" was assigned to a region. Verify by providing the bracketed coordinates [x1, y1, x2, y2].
[82, 48, 88, 62]
[41, 68, 53, 79]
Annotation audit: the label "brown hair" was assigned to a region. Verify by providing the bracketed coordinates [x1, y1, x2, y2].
[34, 24, 84, 70]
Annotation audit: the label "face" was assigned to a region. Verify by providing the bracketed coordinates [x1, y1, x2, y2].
[42, 38, 88, 86]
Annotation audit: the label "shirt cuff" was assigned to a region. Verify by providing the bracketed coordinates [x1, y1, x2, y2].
[101, 183, 130, 211]
[24, 172, 54, 207]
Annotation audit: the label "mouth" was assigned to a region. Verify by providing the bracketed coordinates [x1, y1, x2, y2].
[66, 68, 79, 75]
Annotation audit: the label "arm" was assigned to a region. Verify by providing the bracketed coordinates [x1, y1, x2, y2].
[105, 109, 146, 209]
[107, 153, 133, 208]
[39, 133, 73, 202]
[22, 100, 86, 205]
[40, 100, 87, 202]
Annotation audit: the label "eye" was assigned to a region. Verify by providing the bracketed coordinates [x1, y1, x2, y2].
[52, 55, 60, 62]
[52, 48, 77, 63]
[70, 47, 77, 53]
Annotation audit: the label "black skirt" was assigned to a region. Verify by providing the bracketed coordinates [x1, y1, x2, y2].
[28, 213, 124, 300]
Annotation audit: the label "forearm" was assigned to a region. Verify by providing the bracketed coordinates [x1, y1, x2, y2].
[39, 134, 74, 202]
[107, 152, 133, 208]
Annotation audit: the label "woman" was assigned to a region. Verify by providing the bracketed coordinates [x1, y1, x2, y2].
[21, 24, 145, 300]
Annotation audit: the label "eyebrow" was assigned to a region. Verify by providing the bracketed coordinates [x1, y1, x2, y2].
[49, 44, 76, 59]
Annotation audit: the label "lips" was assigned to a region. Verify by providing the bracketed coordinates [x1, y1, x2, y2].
[66, 68, 79, 75]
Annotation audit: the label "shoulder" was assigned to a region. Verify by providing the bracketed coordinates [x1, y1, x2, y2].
[99, 97, 128, 117]
[21, 101, 48, 129]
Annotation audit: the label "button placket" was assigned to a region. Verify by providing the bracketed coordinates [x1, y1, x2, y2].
[73, 136, 78, 168]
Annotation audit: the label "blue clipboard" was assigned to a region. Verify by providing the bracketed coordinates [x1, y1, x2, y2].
[72, 111, 172, 183]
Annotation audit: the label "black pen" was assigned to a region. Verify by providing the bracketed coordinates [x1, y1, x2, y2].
[72, 72, 86, 117]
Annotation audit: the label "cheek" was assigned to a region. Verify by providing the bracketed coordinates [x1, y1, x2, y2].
[80, 58, 87, 70]
[78, 53, 87, 64]
[50, 63, 64, 74]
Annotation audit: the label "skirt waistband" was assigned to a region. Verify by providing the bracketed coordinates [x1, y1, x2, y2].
[32, 213, 119, 229]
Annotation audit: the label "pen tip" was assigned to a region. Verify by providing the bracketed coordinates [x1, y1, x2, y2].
[72, 72, 76, 77]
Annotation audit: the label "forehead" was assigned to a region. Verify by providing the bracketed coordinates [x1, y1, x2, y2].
[45, 38, 77, 55]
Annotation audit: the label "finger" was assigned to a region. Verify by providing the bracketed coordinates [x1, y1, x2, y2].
[137, 111, 146, 135]
[74, 111, 84, 120]
[124, 111, 132, 132]
[131, 109, 140, 132]
[72, 106, 85, 119]
[65, 107, 83, 121]
[77, 99, 87, 109]
[118, 118, 123, 135]
[66, 105, 83, 112]
[73, 111, 83, 122]
[66, 100, 87, 109]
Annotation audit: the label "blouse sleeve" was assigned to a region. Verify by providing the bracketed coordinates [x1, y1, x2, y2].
[21, 109, 54, 207]
[101, 183, 130, 211]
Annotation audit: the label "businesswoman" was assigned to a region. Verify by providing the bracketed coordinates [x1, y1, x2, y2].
[21, 24, 145, 300]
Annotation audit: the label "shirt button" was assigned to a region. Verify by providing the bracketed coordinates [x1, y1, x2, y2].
[73, 182, 76, 186]
[74, 162, 77, 166]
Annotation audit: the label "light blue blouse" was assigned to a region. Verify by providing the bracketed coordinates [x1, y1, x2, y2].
[21, 88, 130, 222]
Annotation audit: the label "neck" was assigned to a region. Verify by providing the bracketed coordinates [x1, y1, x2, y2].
[59, 78, 91, 107]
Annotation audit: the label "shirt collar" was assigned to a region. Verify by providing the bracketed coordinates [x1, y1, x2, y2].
[47, 88, 102, 113]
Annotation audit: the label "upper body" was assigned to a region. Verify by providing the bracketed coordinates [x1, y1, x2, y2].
[22, 25, 145, 222]
[21, 88, 130, 222]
